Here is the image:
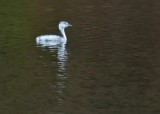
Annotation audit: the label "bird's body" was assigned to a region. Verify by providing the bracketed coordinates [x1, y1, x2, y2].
[36, 21, 72, 46]
[36, 35, 65, 43]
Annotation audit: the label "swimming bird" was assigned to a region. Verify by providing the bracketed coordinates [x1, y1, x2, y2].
[36, 21, 72, 46]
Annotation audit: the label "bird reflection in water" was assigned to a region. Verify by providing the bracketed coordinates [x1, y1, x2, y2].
[36, 41, 68, 106]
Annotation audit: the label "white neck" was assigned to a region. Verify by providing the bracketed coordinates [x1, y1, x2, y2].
[60, 29, 67, 42]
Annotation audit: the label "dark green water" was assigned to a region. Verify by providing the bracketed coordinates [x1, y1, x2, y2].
[0, 0, 160, 114]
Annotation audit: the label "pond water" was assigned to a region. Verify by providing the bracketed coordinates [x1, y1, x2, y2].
[0, 0, 160, 114]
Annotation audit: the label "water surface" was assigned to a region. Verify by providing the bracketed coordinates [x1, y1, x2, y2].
[0, 0, 160, 114]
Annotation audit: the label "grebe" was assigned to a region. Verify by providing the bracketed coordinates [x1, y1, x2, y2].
[36, 21, 72, 46]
